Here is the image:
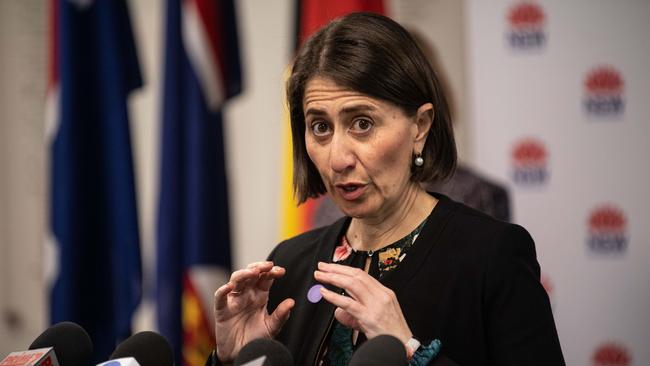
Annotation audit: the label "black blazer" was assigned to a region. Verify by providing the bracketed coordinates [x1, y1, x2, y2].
[209, 193, 565, 365]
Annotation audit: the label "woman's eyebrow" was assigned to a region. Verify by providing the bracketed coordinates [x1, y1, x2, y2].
[339, 104, 377, 115]
[304, 104, 378, 118]
[304, 107, 328, 117]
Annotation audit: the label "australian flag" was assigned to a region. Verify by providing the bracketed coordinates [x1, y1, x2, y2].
[157, 0, 242, 365]
[47, 0, 142, 363]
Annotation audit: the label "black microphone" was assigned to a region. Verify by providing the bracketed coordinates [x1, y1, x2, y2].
[29, 321, 93, 366]
[109, 331, 174, 366]
[349, 335, 407, 366]
[234, 338, 294, 366]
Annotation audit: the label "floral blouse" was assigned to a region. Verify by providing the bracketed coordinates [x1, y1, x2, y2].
[323, 218, 440, 365]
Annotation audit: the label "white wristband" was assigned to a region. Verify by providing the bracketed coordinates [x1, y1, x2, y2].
[406, 337, 421, 359]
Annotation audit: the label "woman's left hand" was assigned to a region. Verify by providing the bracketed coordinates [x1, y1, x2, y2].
[314, 261, 413, 344]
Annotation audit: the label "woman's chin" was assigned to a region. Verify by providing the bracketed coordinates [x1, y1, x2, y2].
[335, 200, 375, 219]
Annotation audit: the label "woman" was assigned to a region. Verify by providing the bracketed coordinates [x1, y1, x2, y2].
[209, 12, 564, 365]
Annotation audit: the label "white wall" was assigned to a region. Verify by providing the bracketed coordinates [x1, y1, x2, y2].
[0, 0, 47, 356]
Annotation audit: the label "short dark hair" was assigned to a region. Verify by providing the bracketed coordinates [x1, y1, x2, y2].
[287, 12, 456, 203]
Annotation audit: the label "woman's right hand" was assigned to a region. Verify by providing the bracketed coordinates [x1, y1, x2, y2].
[213, 261, 295, 362]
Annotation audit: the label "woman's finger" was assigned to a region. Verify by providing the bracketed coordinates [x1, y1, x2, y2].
[230, 268, 261, 292]
[267, 298, 295, 336]
[317, 261, 366, 276]
[257, 266, 286, 291]
[318, 262, 380, 289]
[320, 286, 364, 317]
[334, 307, 360, 331]
[237, 262, 278, 291]
[214, 282, 234, 312]
[313, 270, 371, 301]
[246, 261, 274, 271]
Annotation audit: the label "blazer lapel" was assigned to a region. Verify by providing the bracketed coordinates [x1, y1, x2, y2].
[298, 216, 351, 364]
[379, 193, 457, 294]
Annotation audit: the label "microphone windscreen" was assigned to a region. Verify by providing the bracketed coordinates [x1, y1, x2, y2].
[110, 331, 173, 366]
[234, 338, 294, 366]
[349, 335, 407, 366]
[29, 321, 93, 366]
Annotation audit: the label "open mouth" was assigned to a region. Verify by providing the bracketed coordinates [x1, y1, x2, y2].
[335, 183, 367, 200]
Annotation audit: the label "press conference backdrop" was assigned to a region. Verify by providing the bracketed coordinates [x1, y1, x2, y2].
[1, 0, 649, 365]
[466, 1, 650, 365]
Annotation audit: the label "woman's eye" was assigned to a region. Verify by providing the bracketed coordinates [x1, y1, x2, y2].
[311, 121, 331, 136]
[351, 118, 373, 132]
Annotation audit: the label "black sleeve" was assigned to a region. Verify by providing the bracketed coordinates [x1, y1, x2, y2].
[484, 224, 565, 365]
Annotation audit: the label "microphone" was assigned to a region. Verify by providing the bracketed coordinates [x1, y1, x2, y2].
[108, 331, 173, 366]
[349, 335, 407, 366]
[0, 347, 59, 366]
[96, 358, 140, 366]
[28, 321, 93, 366]
[234, 338, 293, 366]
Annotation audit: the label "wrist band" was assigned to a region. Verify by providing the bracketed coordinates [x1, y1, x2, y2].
[406, 337, 421, 360]
[409, 339, 442, 366]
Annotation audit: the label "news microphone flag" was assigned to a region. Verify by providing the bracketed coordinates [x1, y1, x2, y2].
[0, 348, 59, 366]
[156, 0, 242, 365]
[46, 0, 142, 363]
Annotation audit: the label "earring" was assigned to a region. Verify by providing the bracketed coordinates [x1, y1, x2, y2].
[414, 154, 424, 167]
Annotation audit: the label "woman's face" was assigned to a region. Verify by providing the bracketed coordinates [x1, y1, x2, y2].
[303, 77, 431, 221]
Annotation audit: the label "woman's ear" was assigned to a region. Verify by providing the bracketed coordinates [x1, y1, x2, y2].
[413, 103, 434, 150]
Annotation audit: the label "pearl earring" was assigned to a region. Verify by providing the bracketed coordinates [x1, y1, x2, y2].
[414, 154, 424, 167]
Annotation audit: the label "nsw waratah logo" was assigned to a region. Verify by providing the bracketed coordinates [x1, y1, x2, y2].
[592, 342, 631, 366]
[511, 138, 548, 185]
[506, 2, 546, 49]
[584, 66, 625, 117]
[587, 205, 627, 254]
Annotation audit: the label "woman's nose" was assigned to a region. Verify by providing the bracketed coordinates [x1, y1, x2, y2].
[328, 133, 356, 173]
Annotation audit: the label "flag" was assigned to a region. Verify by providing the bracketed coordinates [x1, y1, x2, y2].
[156, 0, 241, 365]
[279, 0, 385, 239]
[46, 0, 143, 363]
[296, 0, 385, 48]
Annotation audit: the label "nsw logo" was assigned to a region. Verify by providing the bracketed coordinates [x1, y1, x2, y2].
[511, 138, 548, 186]
[587, 205, 627, 254]
[592, 342, 631, 366]
[584, 66, 625, 117]
[506, 2, 546, 49]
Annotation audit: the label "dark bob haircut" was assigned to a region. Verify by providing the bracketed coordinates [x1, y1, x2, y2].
[287, 12, 456, 203]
